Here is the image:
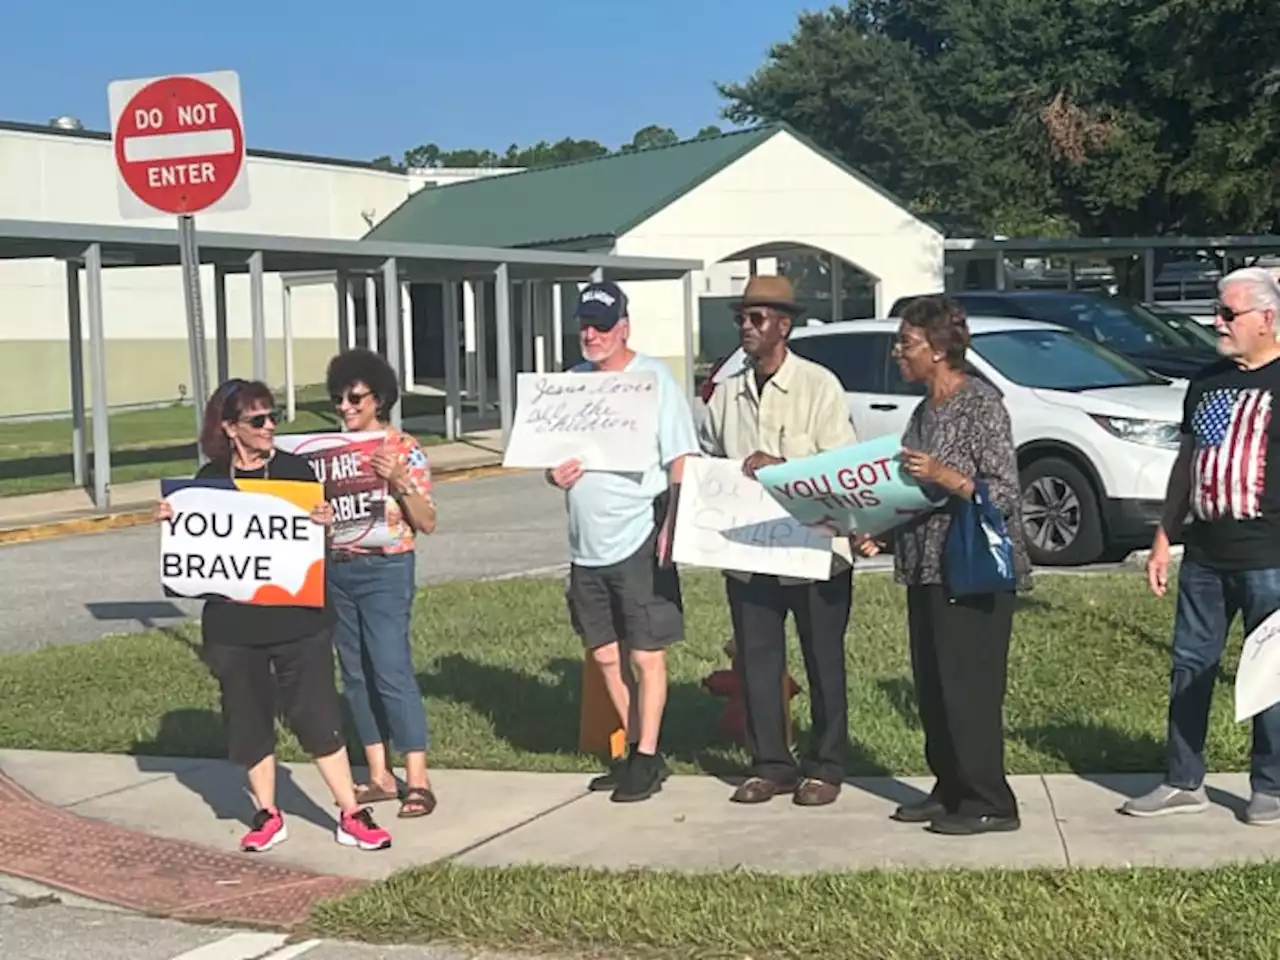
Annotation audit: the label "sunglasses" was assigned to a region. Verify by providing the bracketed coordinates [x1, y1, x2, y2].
[733, 310, 774, 328]
[1214, 302, 1260, 324]
[240, 410, 282, 429]
[331, 389, 372, 407]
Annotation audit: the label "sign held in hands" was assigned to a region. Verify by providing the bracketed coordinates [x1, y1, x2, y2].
[502, 371, 659, 472]
[159, 478, 326, 607]
[274, 432, 401, 549]
[672, 457, 835, 579]
[755, 434, 944, 538]
[1236, 608, 1280, 722]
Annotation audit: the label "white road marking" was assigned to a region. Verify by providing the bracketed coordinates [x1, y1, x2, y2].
[168, 932, 287, 960]
[263, 941, 323, 960]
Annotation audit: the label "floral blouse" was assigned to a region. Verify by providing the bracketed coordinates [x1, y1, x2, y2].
[344, 427, 434, 556]
[892, 376, 1033, 590]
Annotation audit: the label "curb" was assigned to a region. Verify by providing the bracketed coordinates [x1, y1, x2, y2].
[0, 461, 515, 547]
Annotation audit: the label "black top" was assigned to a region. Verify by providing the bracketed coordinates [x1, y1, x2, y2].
[196, 449, 335, 646]
[1181, 356, 1280, 570]
[892, 376, 1033, 590]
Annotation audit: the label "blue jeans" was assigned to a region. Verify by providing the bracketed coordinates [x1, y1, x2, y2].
[1167, 559, 1280, 794]
[329, 551, 429, 754]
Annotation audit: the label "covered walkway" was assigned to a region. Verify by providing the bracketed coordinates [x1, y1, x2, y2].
[0, 219, 701, 509]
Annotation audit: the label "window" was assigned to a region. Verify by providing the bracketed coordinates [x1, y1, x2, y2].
[1016, 295, 1204, 353]
[790, 333, 888, 393]
[971, 329, 1165, 391]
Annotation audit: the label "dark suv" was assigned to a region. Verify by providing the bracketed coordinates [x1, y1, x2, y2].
[889, 290, 1218, 380]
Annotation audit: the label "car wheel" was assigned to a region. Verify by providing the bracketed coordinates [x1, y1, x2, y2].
[1019, 457, 1104, 566]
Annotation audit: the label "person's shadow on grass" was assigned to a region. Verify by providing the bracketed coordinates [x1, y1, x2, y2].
[131, 708, 337, 831]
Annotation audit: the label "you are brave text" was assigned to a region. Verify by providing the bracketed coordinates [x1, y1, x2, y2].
[161, 509, 314, 581]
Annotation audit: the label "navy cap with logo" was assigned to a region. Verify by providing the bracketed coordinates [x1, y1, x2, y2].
[574, 281, 628, 329]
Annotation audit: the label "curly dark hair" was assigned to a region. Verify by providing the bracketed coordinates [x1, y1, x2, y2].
[899, 295, 971, 369]
[200, 378, 276, 462]
[326, 348, 399, 421]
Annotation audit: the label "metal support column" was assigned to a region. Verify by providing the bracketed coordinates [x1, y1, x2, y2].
[681, 271, 697, 401]
[994, 253, 1007, 291]
[590, 266, 604, 283]
[462, 280, 477, 401]
[177, 215, 209, 440]
[382, 258, 402, 429]
[443, 280, 462, 440]
[365, 275, 379, 353]
[551, 282, 564, 371]
[495, 264, 514, 444]
[1143, 248, 1156, 301]
[64, 260, 88, 488]
[520, 281, 534, 372]
[84, 243, 111, 510]
[829, 255, 843, 321]
[336, 268, 352, 352]
[400, 280, 415, 389]
[282, 282, 296, 421]
[475, 280, 489, 413]
[249, 251, 267, 381]
[214, 266, 229, 384]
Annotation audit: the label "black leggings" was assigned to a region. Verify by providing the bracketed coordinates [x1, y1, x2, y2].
[907, 586, 1017, 818]
[202, 629, 346, 768]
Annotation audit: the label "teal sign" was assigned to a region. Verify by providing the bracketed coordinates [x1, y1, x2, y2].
[755, 434, 944, 538]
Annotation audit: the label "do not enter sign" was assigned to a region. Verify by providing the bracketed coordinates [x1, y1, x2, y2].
[108, 70, 250, 218]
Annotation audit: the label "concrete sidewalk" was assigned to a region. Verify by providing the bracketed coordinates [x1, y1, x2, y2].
[3, 748, 1279, 885]
[0, 427, 508, 542]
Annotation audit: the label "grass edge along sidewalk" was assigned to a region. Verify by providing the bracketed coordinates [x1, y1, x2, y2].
[305, 860, 1280, 960]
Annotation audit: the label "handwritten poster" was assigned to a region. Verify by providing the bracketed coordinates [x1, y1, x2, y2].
[755, 434, 945, 538]
[1236, 608, 1280, 722]
[274, 432, 401, 549]
[159, 478, 326, 607]
[672, 457, 835, 579]
[502, 371, 659, 472]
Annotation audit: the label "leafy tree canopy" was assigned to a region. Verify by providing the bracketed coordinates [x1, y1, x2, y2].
[716, 0, 1280, 236]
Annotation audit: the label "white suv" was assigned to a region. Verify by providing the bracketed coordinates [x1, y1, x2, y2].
[696, 317, 1189, 566]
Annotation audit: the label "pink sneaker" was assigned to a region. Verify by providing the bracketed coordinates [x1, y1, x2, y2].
[241, 808, 287, 852]
[337, 807, 391, 851]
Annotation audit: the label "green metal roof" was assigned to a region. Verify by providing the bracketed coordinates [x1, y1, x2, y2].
[364, 125, 782, 249]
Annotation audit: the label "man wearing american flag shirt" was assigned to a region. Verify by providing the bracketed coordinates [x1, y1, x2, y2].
[1123, 267, 1280, 823]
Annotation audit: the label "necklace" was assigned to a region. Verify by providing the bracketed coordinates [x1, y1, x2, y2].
[230, 449, 272, 479]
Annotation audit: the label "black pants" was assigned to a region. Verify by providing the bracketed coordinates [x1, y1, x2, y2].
[201, 629, 347, 769]
[725, 569, 853, 785]
[907, 585, 1017, 818]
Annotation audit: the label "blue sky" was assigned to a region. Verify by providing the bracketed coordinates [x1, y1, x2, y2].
[1, 1, 808, 163]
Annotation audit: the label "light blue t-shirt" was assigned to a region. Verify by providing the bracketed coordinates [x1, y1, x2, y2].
[565, 352, 699, 567]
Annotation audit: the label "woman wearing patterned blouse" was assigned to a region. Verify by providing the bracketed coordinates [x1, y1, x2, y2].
[858, 295, 1032, 836]
[326, 349, 439, 819]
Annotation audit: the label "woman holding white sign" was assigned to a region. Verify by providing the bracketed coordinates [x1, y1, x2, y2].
[325, 350, 438, 820]
[156, 379, 393, 854]
[859, 297, 1032, 837]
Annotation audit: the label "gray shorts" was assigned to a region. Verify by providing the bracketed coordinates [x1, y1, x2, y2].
[566, 530, 684, 652]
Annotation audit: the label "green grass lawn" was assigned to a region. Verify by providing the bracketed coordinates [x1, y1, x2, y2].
[0, 569, 1263, 959]
[309, 862, 1280, 960]
[0, 386, 446, 498]
[0, 571, 1245, 775]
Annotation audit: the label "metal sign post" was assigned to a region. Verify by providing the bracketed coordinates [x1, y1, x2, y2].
[178, 214, 209, 457]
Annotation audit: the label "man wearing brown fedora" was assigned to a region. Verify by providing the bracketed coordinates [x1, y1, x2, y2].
[698, 274, 858, 807]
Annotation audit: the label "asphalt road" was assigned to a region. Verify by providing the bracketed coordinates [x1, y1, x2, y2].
[0, 877, 494, 960]
[0, 471, 570, 653]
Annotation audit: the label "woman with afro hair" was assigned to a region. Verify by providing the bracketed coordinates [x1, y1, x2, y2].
[325, 348, 438, 819]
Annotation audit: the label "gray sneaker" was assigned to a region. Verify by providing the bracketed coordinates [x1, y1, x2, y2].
[1120, 784, 1210, 817]
[1245, 792, 1280, 826]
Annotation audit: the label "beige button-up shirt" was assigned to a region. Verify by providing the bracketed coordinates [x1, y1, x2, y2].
[698, 350, 858, 582]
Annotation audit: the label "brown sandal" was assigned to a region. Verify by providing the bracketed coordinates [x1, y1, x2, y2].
[398, 786, 437, 819]
[353, 782, 399, 804]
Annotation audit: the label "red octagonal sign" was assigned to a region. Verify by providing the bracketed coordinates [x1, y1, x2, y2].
[111, 72, 247, 217]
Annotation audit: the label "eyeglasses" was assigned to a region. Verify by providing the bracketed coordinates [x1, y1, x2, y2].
[240, 410, 282, 429]
[1215, 302, 1261, 324]
[733, 310, 773, 328]
[331, 389, 372, 407]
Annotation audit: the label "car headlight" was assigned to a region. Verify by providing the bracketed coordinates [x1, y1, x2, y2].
[1089, 415, 1181, 449]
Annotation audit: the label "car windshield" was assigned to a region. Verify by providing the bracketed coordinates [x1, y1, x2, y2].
[1017, 294, 1211, 353]
[972, 329, 1166, 391]
[1135, 302, 1220, 349]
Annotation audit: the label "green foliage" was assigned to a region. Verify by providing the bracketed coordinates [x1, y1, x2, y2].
[717, 0, 1280, 236]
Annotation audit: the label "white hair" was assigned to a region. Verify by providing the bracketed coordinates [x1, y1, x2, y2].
[1219, 266, 1280, 314]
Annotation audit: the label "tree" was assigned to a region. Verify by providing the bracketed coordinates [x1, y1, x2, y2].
[622, 125, 680, 152]
[717, 0, 1280, 236]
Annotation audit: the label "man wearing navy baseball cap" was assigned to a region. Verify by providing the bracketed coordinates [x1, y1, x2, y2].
[545, 280, 699, 803]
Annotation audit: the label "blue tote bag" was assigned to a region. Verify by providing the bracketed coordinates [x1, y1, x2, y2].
[944, 479, 1016, 598]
